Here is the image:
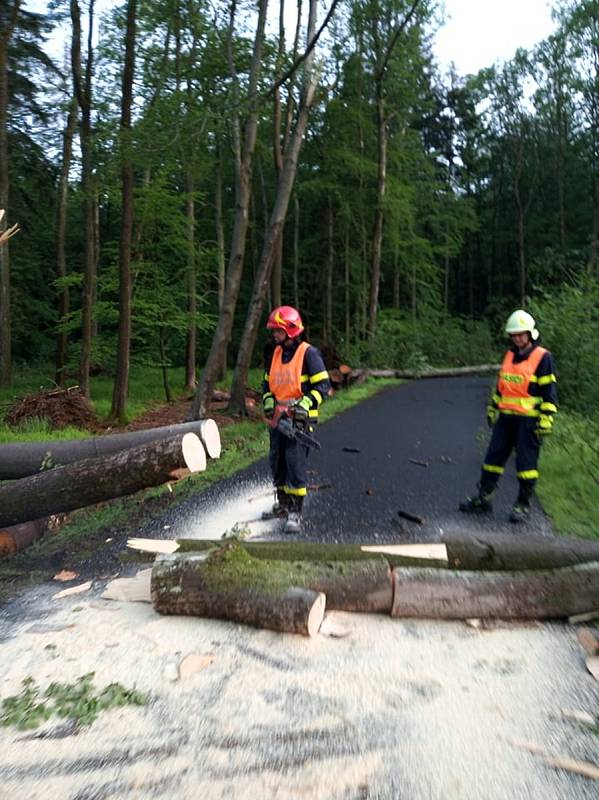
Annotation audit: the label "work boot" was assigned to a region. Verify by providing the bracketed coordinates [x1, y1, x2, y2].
[509, 502, 530, 524]
[459, 494, 493, 513]
[283, 495, 304, 533]
[262, 489, 289, 520]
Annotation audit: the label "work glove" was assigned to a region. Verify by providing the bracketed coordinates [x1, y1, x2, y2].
[263, 394, 275, 419]
[291, 396, 311, 424]
[535, 415, 553, 441]
[486, 405, 499, 428]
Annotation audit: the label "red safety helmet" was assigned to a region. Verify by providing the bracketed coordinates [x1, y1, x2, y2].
[266, 305, 304, 338]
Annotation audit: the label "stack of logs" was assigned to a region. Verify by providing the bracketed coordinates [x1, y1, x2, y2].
[0, 420, 221, 558]
[146, 533, 599, 636]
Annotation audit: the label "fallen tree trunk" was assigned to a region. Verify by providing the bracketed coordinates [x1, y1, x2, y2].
[0, 418, 220, 480]
[0, 433, 207, 528]
[130, 535, 599, 572]
[130, 538, 451, 569]
[152, 548, 327, 636]
[442, 531, 599, 571]
[391, 561, 599, 620]
[151, 545, 393, 617]
[350, 365, 500, 381]
[0, 516, 65, 559]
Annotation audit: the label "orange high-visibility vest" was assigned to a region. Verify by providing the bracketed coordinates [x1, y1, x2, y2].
[497, 346, 547, 416]
[269, 342, 310, 402]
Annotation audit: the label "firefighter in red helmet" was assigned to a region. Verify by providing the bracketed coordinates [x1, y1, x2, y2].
[262, 306, 330, 532]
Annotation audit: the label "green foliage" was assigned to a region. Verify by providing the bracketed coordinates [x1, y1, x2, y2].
[537, 410, 599, 539]
[529, 276, 599, 413]
[350, 309, 496, 369]
[0, 673, 147, 731]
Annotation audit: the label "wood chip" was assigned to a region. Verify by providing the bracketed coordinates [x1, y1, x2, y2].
[53, 581, 92, 599]
[586, 655, 599, 682]
[361, 543, 448, 562]
[101, 570, 152, 603]
[561, 709, 597, 727]
[53, 570, 79, 582]
[408, 458, 429, 467]
[568, 609, 599, 624]
[576, 627, 599, 657]
[127, 537, 179, 554]
[179, 653, 215, 678]
[342, 447, 361, 453]
[510, 739, 599, 781]
[319, 614, 351, 638]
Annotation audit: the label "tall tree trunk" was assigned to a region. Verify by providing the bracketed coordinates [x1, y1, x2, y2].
[71, 0, 96, 399]
[270, 0, 286, 308]
[0, 1, 21, 388]
[185, 172, 197, 390]
[324, 196, 334, 346]
[109, 0, 137, 424]
[55, 96, 79, 387]
[367, 83, 386, 339]
[190, 0, 269, 421]
[293, 192, 300, 309]
[215, 148, 227, 380]
[227, 0, 319, 415]
[345, 223, 350, 346]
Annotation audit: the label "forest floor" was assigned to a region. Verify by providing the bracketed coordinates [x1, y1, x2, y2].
[0, 377, 598, 799]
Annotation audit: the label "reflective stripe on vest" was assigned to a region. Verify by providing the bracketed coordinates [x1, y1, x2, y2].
[269, 342, 310, 402]
[497, 347, 547, 416]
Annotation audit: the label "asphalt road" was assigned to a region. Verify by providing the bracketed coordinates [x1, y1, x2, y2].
[141, 376, 554, 542]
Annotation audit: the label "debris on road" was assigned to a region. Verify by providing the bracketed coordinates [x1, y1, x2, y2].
[53, 581, 92, 599]
[397, 509, 424, 524]
[576, 627, 599, 682]
[409, 458, 429, 468]
[510, 738, 599, 781]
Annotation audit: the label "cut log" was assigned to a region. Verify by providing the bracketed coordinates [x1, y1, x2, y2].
[151, 544, 393, 617]
[391, 561, 599, 620]
[152, 547, 326, 636]
[0, 433, 206, 528]
[0, 418, 220, 480]
[442, 531, 599, 571]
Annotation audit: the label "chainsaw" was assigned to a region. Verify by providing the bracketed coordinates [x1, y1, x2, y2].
[268, 403, 321, 450]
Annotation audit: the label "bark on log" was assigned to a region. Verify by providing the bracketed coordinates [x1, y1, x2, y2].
[152, 549, 326, 636]
[0, 418, 220, 480]
[151, 545, 394, 616]
[391, 562, 599, 620]
[152, 536, 599, 572]
[442, 531, 599, 571]
[0, 433, 206, 528]
[0, 518, 53, 559]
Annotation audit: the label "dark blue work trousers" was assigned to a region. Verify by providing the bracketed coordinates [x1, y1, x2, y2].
[481, 413, 541, 501]
[269, 427, 310, 495]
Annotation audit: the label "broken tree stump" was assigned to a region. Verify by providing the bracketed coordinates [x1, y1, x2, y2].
[151, 546, 326, 636]
[0, 418, 221, 480]
[391, 561, 599, 620]
[0, 433, 207, 528]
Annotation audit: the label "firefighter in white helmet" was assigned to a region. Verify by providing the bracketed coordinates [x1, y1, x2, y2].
[459, 310, 558, 523]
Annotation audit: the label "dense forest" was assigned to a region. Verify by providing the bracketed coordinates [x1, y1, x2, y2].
[1, 0, 598, 422]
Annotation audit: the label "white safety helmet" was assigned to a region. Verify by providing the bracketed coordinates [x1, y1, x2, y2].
[505, 309, 539, 340]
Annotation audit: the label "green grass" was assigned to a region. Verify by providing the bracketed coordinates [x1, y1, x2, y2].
[536, 410, 599, 539]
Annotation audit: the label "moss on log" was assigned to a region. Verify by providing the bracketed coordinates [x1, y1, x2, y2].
[174, 539, 448, 570]
[151, 542, 393, 623]
[391, 561, 599, 620]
